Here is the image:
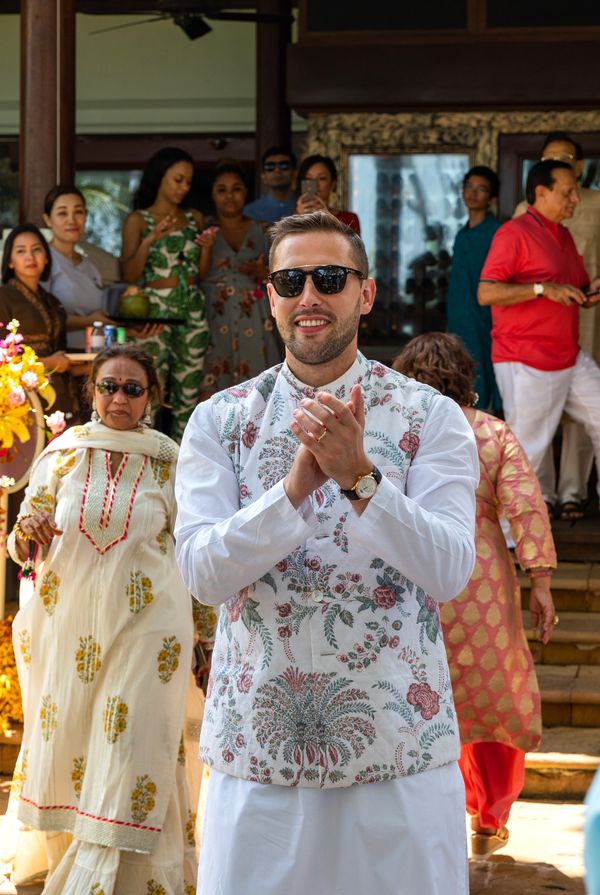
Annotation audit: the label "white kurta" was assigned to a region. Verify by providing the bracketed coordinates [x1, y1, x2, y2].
[175, 355, 478, 895]
[9, 421, 196, 894]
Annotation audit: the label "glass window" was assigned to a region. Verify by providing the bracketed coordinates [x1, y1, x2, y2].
[348, 152, 471, 343]
[75, 170, 142, 256]
[521, 159, 600, 199]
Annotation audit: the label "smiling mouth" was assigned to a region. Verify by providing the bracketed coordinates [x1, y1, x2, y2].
[295, 318, 331, 329]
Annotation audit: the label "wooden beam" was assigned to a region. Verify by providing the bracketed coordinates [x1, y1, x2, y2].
[20, 0, 75, 224]
[255, 0, 291, 188]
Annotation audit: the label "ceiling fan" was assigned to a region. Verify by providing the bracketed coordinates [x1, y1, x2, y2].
[90, 8, 293, 40]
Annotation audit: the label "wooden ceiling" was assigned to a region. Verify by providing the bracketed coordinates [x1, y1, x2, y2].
[0, 1, 262, 13]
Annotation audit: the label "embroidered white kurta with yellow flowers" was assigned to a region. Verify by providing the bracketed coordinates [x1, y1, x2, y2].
[9, 421, 193, 854]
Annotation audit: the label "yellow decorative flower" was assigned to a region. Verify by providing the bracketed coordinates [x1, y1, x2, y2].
[0, 617, 23, 730]
[10, 747, 28, 797]
[40, 695, 58, 741]
[0, 324, 56, 450]
[18, 630, 31, 667]
[157, 636, 181, 683]
[54, 449, 76, 478]
[127, 571, 154, 614]
[130, 774, 157, 823]
[29, 484, 56, 514]
[146, 881, 166, 895]
[185, 884, 196, 895]
[185, 810, 197, 847]
[103, 696, 128, 744]
[192, 600, 218, 648]
[75, 635, 102, 684]
[150, 458, 170, 488]
[72, 755, 86, 799]
[177, 735, 186, 765]
[156, 528, 169, 555]
[39, 570, 60, 616]
[89, 884, 106, 895]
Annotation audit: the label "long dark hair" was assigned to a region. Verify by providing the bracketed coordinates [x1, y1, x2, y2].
[133, 147, 194, 210]
[1, 224, 52, 284]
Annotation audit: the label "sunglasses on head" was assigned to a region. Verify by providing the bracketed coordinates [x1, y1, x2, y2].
[95, 379, 148, 398]
[263, 161, 292, 172]
[268, 265, 365, 298]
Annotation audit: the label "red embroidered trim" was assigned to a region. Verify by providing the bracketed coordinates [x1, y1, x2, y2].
[19, 794, 162, 832]
[79, 452, 147, 555]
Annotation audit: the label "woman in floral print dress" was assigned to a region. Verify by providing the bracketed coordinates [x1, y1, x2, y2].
[196, 162, 282, 397]
[8, 345, 197, 894]
[122, 147, 209, 441]
[395, 332, 557, 859]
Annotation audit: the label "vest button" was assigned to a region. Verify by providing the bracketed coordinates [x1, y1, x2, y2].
[312, 589, 324, 603]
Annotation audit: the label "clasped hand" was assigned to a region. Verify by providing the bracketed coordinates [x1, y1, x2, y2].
[284, 384, 371, 508]
[19, 511, 63, 547]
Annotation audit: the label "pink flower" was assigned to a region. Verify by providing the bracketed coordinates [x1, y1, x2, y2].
[235, 733, 246, 748]
[278, 624, 292, 640]
[399, 431, 420, 459]
[45, 410, 66, 436]
[239, 483, 250, 499]
[237, 663, 253, 693]
[8, 386, 26, 407]
[226, 587, 250, 622]
[304, 557, 321, 571]
[372, 584, 397, 609]
[241, 421, 258, 448]
[425, 595, 437, 613]
[276, 603, 292, 618]
[222, 749, 235, 763]
[276, 559, 289, 572]
[407, 682, 440, 720]
[21, 371, 39, 389]
[372, 364, 386, 378]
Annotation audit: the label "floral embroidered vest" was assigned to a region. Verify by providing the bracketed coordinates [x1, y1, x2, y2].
[200, 353, 460, 788]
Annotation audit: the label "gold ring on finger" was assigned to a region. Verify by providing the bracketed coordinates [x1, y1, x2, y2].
[553, 615, 559, 625]
[316, 427, 327, 444]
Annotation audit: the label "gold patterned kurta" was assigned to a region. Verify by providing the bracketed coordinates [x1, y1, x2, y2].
[441, 410, 556, 752]
[8, 423, 194, 878]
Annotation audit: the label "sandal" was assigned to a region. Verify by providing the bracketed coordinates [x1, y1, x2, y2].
[557, 500, 586, 521]
[471, 826, 509, 859]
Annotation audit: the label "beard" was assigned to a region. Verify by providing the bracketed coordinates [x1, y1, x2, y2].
[277, 298, 361, 366]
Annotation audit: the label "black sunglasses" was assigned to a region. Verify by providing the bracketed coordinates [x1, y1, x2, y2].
[263, 161, 292, 172]
[268, 265, 365, 298]
[95, 379, 148, 398]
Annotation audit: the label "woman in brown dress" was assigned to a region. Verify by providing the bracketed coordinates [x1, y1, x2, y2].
[0, 224, 78, 418]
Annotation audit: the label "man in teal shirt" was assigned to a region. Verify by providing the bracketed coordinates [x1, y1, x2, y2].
[447, 165, 501, 412]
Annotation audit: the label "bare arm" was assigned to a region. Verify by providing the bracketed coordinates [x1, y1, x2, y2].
[478, 280, 588, 307]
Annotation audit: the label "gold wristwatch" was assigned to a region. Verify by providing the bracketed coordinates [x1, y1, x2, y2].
[340, 466, 382, 501]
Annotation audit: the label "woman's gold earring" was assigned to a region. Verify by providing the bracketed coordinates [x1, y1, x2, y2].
[142, 405, 153, 428]
[91, 399, 100, 423]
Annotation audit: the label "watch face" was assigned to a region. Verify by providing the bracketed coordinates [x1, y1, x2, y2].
[355, 474, 377, 499]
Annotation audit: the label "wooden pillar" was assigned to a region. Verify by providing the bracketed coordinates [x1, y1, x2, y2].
[255, 0, 291, 191]
[20, 0, 76, 225]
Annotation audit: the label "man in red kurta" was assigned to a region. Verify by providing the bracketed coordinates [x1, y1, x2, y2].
[478, 159, 600, 508]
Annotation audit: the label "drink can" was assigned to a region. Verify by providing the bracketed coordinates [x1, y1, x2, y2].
[85, 326, 93, 353]
[116, 327, 127, 345]
[104, 325, 117, 347]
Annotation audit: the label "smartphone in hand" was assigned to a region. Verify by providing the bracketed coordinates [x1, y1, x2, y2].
[301, 179, 318, 198]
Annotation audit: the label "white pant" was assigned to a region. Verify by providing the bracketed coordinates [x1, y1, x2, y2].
[198, 763, 468, 895]
[494, 350, 600, 503]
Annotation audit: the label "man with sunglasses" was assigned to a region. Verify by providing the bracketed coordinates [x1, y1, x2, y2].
[176, 212, 479, 895]
[244, 145, 298, 223]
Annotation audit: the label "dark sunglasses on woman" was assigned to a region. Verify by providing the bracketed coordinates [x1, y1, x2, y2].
[268, 265, 365, 298]
[95, 380, 148, 398]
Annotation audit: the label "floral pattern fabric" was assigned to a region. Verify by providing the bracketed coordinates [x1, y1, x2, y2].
[176, 353, 479, 788]
[201, 221, 282, 393]
[440, 410, 557, 751]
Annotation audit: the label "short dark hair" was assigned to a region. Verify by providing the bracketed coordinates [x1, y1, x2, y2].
[526, 159, 573, 205]
[268, 211, 368, 276]
[85, 344, 162, 407]
[462, 165, 499, 199]
[297, 154, 338, 186]
[133, 147, 194, 210]
[393, 332, 477, 406]
[1, 224, 52, 284]
[261, 145, 297, 169]
[540, 131, 583, 161]
[43, 184, 86, 217]
[212, 160, 247, 186]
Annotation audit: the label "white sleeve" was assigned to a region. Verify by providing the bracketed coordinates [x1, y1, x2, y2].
[174, 403, 316, 605]
[345, 395, 479, 601]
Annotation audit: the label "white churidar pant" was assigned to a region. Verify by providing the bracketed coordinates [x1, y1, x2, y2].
[494, 350, 600, 504]
[197, 763, 468, 895]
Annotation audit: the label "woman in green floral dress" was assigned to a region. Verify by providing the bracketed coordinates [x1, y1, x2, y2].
[122, 147, 209, 441]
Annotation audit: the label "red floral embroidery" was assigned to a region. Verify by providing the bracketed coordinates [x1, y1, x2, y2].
[372, 584, 397, 609]
[226, 587, 250, 622]
[407, 682, 440, 720]
[241, 421, 258, 448]
[399, 431, 420, 459]
[236, 663, 254, 693]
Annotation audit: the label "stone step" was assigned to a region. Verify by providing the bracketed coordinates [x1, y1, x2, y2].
[519, 562, 600, 612]
[537, 664, 600, 726]
[524, 610, 600, 666]
[523, 726, 600, 799]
